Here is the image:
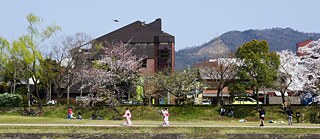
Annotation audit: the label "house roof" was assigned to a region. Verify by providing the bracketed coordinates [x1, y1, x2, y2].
[296, 39, 313, 48]
[94, 18, 174, 44]
[202, 88, 230, 97]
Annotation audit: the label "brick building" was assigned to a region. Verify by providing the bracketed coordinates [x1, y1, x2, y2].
[87, 18, 175, 74]
[68, 19, 175, 103]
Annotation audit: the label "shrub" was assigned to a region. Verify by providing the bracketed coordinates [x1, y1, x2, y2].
[0, 93, 23, 107]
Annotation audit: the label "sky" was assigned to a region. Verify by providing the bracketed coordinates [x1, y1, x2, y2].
[0, 0, 319, 51]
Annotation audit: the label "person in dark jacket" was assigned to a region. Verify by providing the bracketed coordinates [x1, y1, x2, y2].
[258, 108, 265, 127]
[286, 107, 294, 125]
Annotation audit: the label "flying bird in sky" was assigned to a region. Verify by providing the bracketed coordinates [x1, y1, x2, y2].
[113, 19, 119, 22]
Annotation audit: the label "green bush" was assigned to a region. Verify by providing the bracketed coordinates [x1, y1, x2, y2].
[0, 93, 23, 107]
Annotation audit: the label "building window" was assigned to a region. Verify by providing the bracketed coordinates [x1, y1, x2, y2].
[141, 59, 147, 68]
[159, 49, 170, 58]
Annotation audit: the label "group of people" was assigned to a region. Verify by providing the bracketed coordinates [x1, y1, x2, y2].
[258, 106, 303, 127]
[121, 107, 170, 126]
[67, 105, 302, 127]
[220, 107, 234, 116]
[67, 107, 170, 126]
[66, 107, 82, 120]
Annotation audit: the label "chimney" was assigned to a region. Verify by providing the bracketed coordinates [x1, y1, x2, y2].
[149, 18, 161, 30]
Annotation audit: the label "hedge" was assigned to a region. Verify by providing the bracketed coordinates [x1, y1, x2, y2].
[0, 93, 23, 107]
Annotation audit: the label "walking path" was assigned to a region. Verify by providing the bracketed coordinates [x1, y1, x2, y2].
[0, 123, 319, 128]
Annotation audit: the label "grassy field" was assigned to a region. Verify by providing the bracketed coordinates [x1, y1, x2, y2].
[1, 126, 320, 134]
[1, 105, 318, 122]
[1, 105, 320, 136]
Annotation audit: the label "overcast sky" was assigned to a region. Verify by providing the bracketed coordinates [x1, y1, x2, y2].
[0, 0, 319, 50]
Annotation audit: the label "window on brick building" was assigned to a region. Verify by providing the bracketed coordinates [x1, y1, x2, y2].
[141, 59, 147, 68]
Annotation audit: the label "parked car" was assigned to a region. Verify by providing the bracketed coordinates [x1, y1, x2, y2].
[232, 97, 263, 105]
[122, 100, 144, 105]
[202, 101, 212, 105]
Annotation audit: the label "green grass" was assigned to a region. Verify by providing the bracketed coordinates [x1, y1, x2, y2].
[0, 126, 320, 134]
[1, 105, 319, 122]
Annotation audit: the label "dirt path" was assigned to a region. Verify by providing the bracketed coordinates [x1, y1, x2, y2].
[0, 123, 319, 128]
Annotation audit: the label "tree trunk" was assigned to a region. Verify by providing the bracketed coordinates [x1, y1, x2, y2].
[256, 89, 260, 107]
[149, 97, 152, 106]
[27, 80, 31, 107]
[217, 88, 222, 107]
[281, 91, 286, 104]
[35, 83, 43, 110]
[46, 86, 50, 102]
[67, 85, 70, 105]
[12, 67, 17, 94]
[49, 85, 52, 101]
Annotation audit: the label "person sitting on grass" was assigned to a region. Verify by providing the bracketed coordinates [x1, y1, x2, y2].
[66, 107, 74, 119]
[77, 112, 83, 120]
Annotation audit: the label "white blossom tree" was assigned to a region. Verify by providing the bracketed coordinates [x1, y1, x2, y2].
[277, 39, 320, 104]
[275, 50, 296, 103]
[78, 42, 145, 107]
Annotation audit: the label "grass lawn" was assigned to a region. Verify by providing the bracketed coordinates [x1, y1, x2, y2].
[1, 105, 320, 136]
[0, 115, 320, 134]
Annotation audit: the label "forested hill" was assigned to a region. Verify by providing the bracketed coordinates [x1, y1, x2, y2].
[175, 28, 320, 70]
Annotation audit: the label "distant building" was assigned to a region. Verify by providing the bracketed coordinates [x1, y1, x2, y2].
[296, 39, 313, 56]
[68, 19, 175, 103]
[77, 18, 175, 75]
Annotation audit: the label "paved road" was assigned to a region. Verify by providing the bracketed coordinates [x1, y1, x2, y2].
[0, 123, 319, 128]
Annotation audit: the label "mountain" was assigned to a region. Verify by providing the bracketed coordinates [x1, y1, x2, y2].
[175, 28, 320, 70]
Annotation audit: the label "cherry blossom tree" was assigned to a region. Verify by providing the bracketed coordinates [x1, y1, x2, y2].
[277, 39, 320, 103]
[296, 40, 320, 95]
[275, 50, 296, 103]
[78, 42, 145, 107]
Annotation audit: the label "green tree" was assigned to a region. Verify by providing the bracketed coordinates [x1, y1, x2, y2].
[235, 40, 280, 106]
[39, 58, 60, 102]
[155, 68, 202, 105]
[0, 13, 60, 109]
[0, 37, 25, 94]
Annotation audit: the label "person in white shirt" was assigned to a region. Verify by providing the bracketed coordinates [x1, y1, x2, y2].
[162, 108, 170, 126]
[122, 108, 132, 126]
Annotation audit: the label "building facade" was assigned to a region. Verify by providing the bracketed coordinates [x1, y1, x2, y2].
[90, 18, 175, 75]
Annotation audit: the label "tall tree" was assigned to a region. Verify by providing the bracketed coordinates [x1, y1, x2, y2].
[39, 58, 60, 102]
[13, 13, 60, 108]
[235, 40, 280, 106]
[274, 50, 296, 103]
[0, 37, 26, 94]
[46, 33, 92, 102]
[199, 40, 238, 106]
[78, 42, 144, 108]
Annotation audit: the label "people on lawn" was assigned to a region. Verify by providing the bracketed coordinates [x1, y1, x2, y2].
[286, 107, 294, 125]
[258, 108, 265, 127]
[67, 107, 74, 119]
[162, 108, 170, 126]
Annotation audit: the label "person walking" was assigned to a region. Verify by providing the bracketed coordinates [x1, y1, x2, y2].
[122, 108, 132, 126]
[258, 108, 265, 127]
[162, 108, 170, 126]
[286, 107, 294, 125]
